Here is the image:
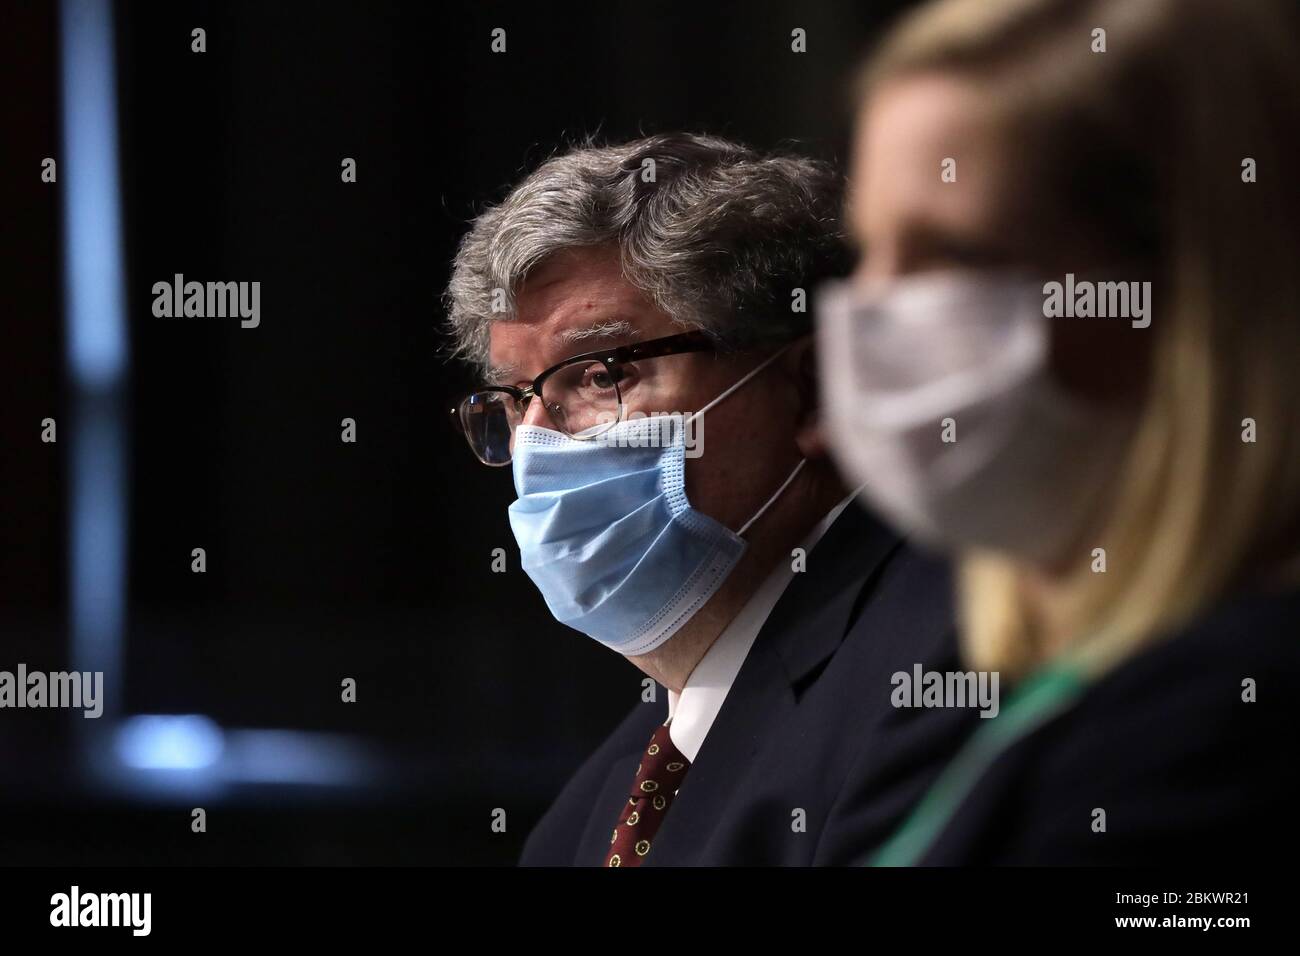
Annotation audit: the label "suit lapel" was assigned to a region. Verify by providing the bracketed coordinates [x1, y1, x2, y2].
[646, 502, 903, 864]
[769, 502, 903, 690]
[646, 635, 797, 863]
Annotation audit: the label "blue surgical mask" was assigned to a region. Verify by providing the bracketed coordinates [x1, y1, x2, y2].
[507, 347, 806, 656]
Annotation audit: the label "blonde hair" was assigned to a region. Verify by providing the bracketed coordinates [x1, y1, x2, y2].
[859, 0, 1300, 679]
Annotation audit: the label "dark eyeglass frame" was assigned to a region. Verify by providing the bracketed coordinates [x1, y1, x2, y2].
[448, 329, 717, 466]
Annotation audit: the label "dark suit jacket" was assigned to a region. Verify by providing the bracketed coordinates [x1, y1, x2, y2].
[912, 585, 1300, 865]
[519, 501, 980, 866]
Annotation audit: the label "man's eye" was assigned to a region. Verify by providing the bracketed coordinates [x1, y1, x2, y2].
[586, 365, 630, 390]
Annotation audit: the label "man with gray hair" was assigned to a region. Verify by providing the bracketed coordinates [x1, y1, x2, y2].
[444, 132, 976, 866]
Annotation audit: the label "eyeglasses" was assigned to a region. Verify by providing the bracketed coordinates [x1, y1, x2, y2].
[449, 330, 716, 466]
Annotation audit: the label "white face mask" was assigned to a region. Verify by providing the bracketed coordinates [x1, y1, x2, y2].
[814, 270, 1134, 565]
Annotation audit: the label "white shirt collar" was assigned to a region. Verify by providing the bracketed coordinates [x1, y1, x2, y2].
[665, 491, 859, 762]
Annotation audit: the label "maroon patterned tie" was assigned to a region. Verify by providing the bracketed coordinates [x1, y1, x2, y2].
[604, 722, 691, 867]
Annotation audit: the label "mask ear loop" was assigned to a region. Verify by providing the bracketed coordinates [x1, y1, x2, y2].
[738, 457, 807, 537]
[686, 341, 795, 425]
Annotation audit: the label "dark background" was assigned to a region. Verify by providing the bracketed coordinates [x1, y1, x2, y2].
[1, 0, 913, 864]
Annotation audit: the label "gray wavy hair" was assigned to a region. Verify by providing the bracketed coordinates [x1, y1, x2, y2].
[442, 132, 850, 375]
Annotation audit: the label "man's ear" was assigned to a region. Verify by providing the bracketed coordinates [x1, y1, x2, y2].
[787, 337, 830, 459]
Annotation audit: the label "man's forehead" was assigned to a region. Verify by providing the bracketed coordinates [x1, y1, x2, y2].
[487, 253, 661, 381]
[516, 253, 638, 316]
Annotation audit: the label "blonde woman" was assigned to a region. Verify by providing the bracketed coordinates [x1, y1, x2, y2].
[816, 0, 1300, 863]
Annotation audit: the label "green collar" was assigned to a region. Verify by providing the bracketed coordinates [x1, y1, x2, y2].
[868, 660, 1088, 866]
